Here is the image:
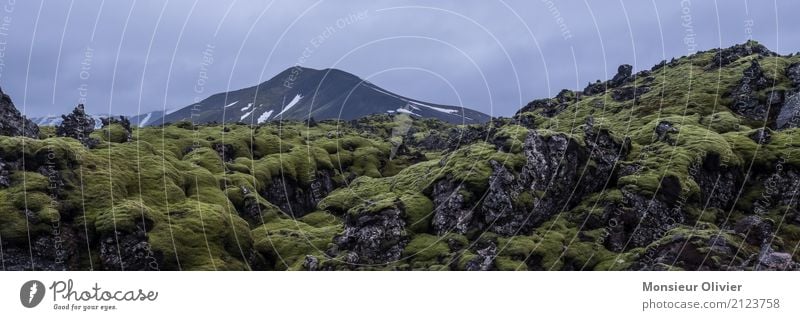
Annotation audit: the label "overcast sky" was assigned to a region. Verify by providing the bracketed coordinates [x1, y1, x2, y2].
[1, 0, 798, 118]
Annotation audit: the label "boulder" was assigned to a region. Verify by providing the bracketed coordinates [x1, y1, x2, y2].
[609, 64, 633, 87]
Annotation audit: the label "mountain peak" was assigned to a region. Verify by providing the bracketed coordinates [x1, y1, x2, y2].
[153, 67, 490, 125]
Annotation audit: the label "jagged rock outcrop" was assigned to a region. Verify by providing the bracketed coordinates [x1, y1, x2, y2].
[516, 89, 577, 118]
[582, 64, 633, 96]
[56, 104, 98, 148]
[519, 131, 588, 225]
[0, 87, 39, 138]
[609, 64, 633, 87]
[334, 202, 408, 264]
[708, 41, 776, 69]
[728, 60, 777, 121]
[481, 160, 530, 236]
[431, 178, 476, 234]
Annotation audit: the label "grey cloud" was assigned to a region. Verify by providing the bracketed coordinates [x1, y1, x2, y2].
[1, 0, 798, 118]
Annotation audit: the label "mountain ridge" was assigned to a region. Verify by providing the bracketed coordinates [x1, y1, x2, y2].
[151, 66, 492, 125]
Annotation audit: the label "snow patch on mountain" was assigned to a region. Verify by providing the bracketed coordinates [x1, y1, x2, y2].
[224, 101, 239, 108]
[274, 94, 303, 118]
[257, 110, 274, 124]
[138, 113, 153, 127]
[396, 107, 420, 117]
[240, 110, 254, 121]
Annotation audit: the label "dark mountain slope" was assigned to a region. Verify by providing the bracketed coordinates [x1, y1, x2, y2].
[154, 67, 491, 125]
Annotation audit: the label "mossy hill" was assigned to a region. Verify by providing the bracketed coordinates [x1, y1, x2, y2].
[0, 41, 798, 270]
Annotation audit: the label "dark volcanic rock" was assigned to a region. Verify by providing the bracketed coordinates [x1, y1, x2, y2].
[734, 215, 774, 245]
[481, 160, 530, 236]
[465, 240, 497, 271]
[583, 120, 630, 181]
[517, 89, 577, 117]
[631, 233, 740, 270]
[0, 157, 21, 188]
[728, 60, 775, 121]
[609, 64, 633, 87]
[690, 153, 741, 210]
[212, 142, 236, 163]
[519, 131, 589, 226]
[777, 92, 800, 129]
[708, 41, 776, 69]
[431, 179, 476, 234]
[334, 202, 408, 265]
[603, 190, 684, 252]
[654, 121, 678, 143]
[0, 87, 39, 138]
[583, 80, 606, 96]
[56, 104, 98, 148]
[756, 245, 798, 270]
[263, 169, 335, 218]
[610, 86, 650, 101]
[303, 255, 320, 271]
[0, 227, 82, 271]
[751, 165, 800, 216]
[99, 221, 162, 271]
[748, 128, 772, 144]
[787, 62, 800, 87]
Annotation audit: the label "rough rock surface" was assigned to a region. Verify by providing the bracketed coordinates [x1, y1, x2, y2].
[728, 60, 775, 121]
[98, 222, 162, 271]
[654, 121, 678, 143]
[777, 92, 800, 129]
[0, 227, 82, 271]
[708, 41, 775, 69]
[519, 131, 588, 224]
[263, 169, 335, 217]
[57, 104, 97, 148]
[465, 240, 497, 271]
[611, 86, 650, 101]
[690, 153, 740, 210]
[748, 128, 772, 144]
[431, 179, 475, 234]
[0, 87, 39, 138]
[334, 203, 408, 264]
[602, 190, 684, 252]
[481, 160, 528, 236]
